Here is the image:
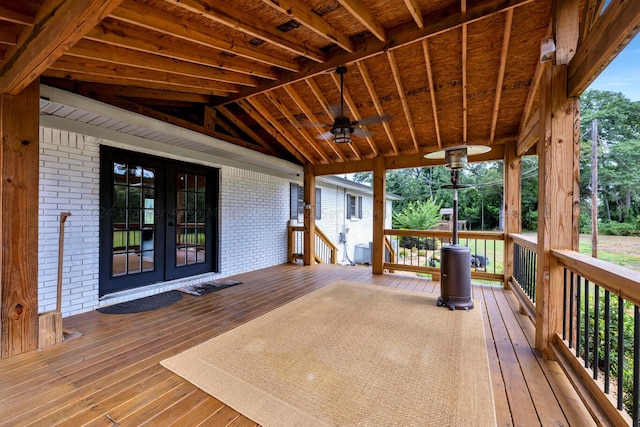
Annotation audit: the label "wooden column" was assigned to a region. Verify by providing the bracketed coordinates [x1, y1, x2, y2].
[535, 64, 580, 358]
[303, 165, 316, 266]
[371, 156, 386, 274]
[503, 140, 521, 290]
[0, 79, 40, 359]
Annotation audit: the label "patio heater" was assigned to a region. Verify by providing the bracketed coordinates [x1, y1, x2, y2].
[424, 145, 490, 310]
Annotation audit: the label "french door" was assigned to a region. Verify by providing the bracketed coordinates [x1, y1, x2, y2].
[99, 147, 219, 296]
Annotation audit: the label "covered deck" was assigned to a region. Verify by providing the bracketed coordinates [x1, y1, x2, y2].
[0, 264, 592, 426]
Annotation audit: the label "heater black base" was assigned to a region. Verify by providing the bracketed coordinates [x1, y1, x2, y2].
[437, 296, 474, 311]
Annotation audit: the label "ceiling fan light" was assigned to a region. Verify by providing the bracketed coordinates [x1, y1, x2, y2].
[333, 125, 352, 144]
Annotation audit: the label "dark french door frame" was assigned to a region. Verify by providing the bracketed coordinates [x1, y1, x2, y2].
[99, 146, 219, 296]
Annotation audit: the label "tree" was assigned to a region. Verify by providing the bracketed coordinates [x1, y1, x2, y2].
[392, 199, 442, 230]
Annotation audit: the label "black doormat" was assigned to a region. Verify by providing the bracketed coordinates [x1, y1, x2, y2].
[97, 290, 183, 314]
[177, 280, 243, 296]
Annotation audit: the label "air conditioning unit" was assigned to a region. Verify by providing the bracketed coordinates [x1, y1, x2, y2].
[354, 243, 371, 264]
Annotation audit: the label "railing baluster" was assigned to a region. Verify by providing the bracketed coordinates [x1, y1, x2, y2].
[593, 285, 600, 380]
[585, 278, 590, 368]
[574, 272, 579, 355]
[604, 290, 611, 394]
[634, 306, 640, 427]
[563, 268, 568, 341]
[618, 295, 624, 411]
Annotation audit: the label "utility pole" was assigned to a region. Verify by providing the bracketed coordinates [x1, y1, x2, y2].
[591, 119, 598, 258]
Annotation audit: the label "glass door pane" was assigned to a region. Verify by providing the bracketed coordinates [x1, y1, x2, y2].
[175, 172, 206, 267]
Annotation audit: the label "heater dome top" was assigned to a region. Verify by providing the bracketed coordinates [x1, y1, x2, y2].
[423, 145, 491, 160]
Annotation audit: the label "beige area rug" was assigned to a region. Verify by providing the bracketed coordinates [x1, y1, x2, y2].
[161, 281, 496, 426]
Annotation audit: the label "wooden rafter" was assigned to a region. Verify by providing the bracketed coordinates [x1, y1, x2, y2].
[404, 0, 424, 29]
[0, 28, 16, 46]
[568, 0, 640, 97]
[386, 50, 418, 153]
[222, 0, 535, 104]
[109, 1, 300, 72]
[86, 20, 279, 81]
[243, 97, 316, 164]
[263, 91, 330, 163]
[338, 0, 387, 41]
[261, 0, 354, 52]
[304, 76, 360, 159]
[518, 22, 551, 136]
[216, 105, 275, 152]
[283, 85, 346, 162]
[356, 61, 399, 155]
[48, 57, 243, 93]
[66, 39, 264, 87]
[0, 0, 125, 94]
[165, 0, 326, 63]
[461, 0, 468, 144]
[42, 69, 233, 97]
[63, 83, 214, 103]
[421, 39, 441, 149]
[489, 9, 513, 144]
[329, 71, 376, 158]
[0, 5, 34, 26]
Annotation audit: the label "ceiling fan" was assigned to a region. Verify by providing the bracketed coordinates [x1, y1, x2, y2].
[314, 65, 391, 144]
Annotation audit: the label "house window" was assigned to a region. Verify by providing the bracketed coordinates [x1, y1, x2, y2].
[347, 194, 362, 219]
[290, 183, 321, 220]
[100, 147, 219, 296]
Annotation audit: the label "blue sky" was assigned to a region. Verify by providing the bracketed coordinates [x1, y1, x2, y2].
[587, 35, 640, 101]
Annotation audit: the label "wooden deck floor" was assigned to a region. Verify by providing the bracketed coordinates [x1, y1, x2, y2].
[0, 264, 595, 426]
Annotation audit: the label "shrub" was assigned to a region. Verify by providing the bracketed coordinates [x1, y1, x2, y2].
[598, 221, 640, 236]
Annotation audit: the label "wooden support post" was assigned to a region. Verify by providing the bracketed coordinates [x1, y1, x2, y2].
[0, 80, 40, 359]
[372, 156, 386, 274]
[535, 64, 580, 359]
[503, 141, 522, 290]
[303, 165, 316, 266]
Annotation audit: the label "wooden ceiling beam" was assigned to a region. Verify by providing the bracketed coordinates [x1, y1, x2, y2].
[461, 3, 468, 144]
[356, 61, 399, 155]
[46, 58, 242, 94]
[67, 39, 263, 87]
[404, 0, 424, 28]
[283, 85, 346, 162]
[216, 105, 274, 152]
[110, 1, 300, 72]
[59, 82, 214, 103]
[338, 0, 387, 41]
[242, 97, 316, 164]
[264, 92, 330, 163]
[329, 72, 373, 158]
[261, 0, 354, 52]
[304, 76, 360, 160]
[0, 0, 125, 95]
[165, 0, 326, 63]
[386, 50, 418, 153]
[86, 19, 278, 81]
[516, 108, 539, 156]
[0, 5, 34, 26]
[489, 9, 513, 144]
[221, 0, 535, 104]
[422, 39, 441, 149]
[311, 143, 507, 176]
[42, 70, 232, 97]
[568, 0, 640, 97]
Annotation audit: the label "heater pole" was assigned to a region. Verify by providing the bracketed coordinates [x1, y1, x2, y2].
[451, 170, 459, 245]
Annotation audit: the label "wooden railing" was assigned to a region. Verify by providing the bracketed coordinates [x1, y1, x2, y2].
[505, 232, 640, 425]
[287, 225, 337, 264]
[510, 233, 538, 320]
[383, 229, 504, 281]
[551, 250, 640, 426]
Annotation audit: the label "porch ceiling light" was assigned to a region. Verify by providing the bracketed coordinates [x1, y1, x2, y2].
[424, 145, 491, 169]
[332, 122, 353, 144]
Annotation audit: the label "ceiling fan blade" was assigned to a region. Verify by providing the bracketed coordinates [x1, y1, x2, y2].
[315, 131, 334, 140]
[354, 114, 392, 126]
[328, 104, 343, 119]
[353, 128, 373, 138]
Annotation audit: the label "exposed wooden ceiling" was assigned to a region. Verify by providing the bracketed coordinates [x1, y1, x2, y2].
[0, 0, 637, 170]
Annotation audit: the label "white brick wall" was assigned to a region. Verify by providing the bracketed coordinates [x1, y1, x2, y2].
[38, 127, 292, 317]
